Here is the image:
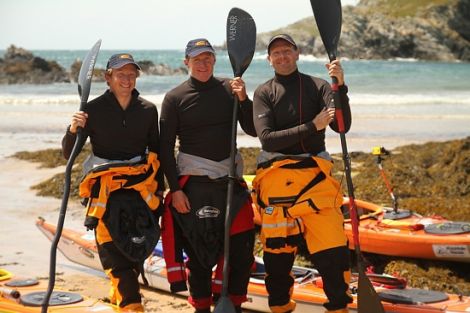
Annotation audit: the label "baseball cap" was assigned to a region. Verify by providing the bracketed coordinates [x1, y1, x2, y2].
[185, 38, 215, 58]
[106, 53, 141, 70]
[267, 34, 298, 54]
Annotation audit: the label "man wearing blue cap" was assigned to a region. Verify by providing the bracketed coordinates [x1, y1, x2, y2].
[62, 53, 165, 312]
[159, 38, 257, 313]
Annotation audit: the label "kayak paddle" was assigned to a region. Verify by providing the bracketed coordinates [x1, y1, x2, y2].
[41, 39, 101, 313]
[308, 1, 385, 312]
[213, 8, 256, 313]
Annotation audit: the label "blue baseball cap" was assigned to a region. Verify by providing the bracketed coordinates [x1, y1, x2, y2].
[267, 34, 297, 54]
[185, 38, 215, 58]
[106, 53, 141, 70]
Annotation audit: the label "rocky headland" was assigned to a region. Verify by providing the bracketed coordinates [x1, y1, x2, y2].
[254, 0, 470, 61]
[0, 45, 188, 85]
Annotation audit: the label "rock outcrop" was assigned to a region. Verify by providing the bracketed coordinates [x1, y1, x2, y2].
[1, 47, 188, 85]
[138, 60, 188, 76]
[0, 45, 69, 84]
[256, 0, 470, 61]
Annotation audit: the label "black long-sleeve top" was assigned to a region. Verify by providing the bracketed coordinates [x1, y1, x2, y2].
[62, 89, 165, 191]
[253, 70, 351, 155]
[160, 76, 256, 192]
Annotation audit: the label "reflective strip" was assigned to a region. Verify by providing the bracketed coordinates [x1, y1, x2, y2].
[262, 221, 297, 229]
[213, 279, 222, 285]
[167, 266, 184, 273]
[91, 200, 106, 208]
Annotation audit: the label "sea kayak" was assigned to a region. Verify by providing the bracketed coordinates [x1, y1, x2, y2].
[0, 268, 119, 312]
[342, 198, 470, 263]
[251, 196, 470, 263]
[36, 217, 470, 313]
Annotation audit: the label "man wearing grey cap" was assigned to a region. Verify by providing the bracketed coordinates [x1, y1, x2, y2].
[62, 53, 164, 312]
[159, 38, 256, 313]
[251, 34, 353, 313]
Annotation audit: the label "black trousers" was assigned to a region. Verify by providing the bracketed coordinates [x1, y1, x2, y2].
[185, 230, 255, 308]
[264, 246, 352, 311]
[97, 241, 141, 307]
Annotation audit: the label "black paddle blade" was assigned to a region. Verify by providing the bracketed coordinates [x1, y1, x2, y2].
[226, 7, 256, 77]
[358, 270, 386, 313]
[310, 0, 342, 61]
[213, 296, 236, 313]
[78, 39, 101, 108]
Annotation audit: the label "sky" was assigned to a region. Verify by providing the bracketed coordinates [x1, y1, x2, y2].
[0, 0, 359, 50]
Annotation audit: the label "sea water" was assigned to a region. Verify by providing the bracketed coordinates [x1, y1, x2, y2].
[0, 49, 469, 157]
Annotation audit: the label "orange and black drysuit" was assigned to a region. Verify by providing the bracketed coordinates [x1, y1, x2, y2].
[62, 89, 164, 311]
[252, 156, 352, 312]
[161, 175, 254, 311]
[253, 69, 353, 312]
[78, 153, 162, 309]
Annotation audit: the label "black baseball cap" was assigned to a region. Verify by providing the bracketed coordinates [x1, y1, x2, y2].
[267, 34, 298, 54]
[106, 53, 141, 70]
[185, 38, 215, 58]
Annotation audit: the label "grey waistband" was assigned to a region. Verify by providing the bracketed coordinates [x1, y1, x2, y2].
[256, 150, 332, 165]
[177, 152, 243, 179]
[82, 153, 144, 175]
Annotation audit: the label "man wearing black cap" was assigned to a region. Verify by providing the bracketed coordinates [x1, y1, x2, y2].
[62, 53, 164, 312]
[251, 34, 353, 313]
[159, 38, 256, 313]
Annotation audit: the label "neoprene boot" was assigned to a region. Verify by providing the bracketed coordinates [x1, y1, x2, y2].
[235, 305, 242, 313]
[121, 303, 144, 312]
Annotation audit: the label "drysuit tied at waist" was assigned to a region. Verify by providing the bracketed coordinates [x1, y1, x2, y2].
[79, 151, 161, 248]
[161, 152, 254, 293]
[79, 152, 161, 220]
[252, 153, 343, 254]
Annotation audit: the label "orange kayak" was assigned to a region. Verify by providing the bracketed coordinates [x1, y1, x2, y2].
[342, 198, 470, 263]
[251, 195, 470, 263]
[0, 268, 119, 312]
[35, 217, 470, 313]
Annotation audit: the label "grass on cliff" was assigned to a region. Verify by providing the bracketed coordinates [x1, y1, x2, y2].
[357, 0, 458, 17]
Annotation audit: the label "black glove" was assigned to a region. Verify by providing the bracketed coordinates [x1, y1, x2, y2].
[84, 216, 99, 231]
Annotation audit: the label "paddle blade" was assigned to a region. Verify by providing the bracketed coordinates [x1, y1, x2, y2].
[78, 39, 101, 108]
[226, 7, 256, 77]
[310, 0, 342, 61]
[213, 296, 236, 313]
[358, 270, 386, 313]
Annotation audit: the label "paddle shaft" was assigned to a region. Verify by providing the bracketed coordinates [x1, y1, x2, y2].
[41, 39, 99, 312]
[220, 97, 239, 296]
[309, 0, 385, 310]
[41, 136, 85, 313]
[215, 8, 256, 313]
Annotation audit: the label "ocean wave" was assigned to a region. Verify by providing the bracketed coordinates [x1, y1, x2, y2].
[350, 92, 470, 106]
[2, 92, 469, 108]
[0, 94, 166, 107]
